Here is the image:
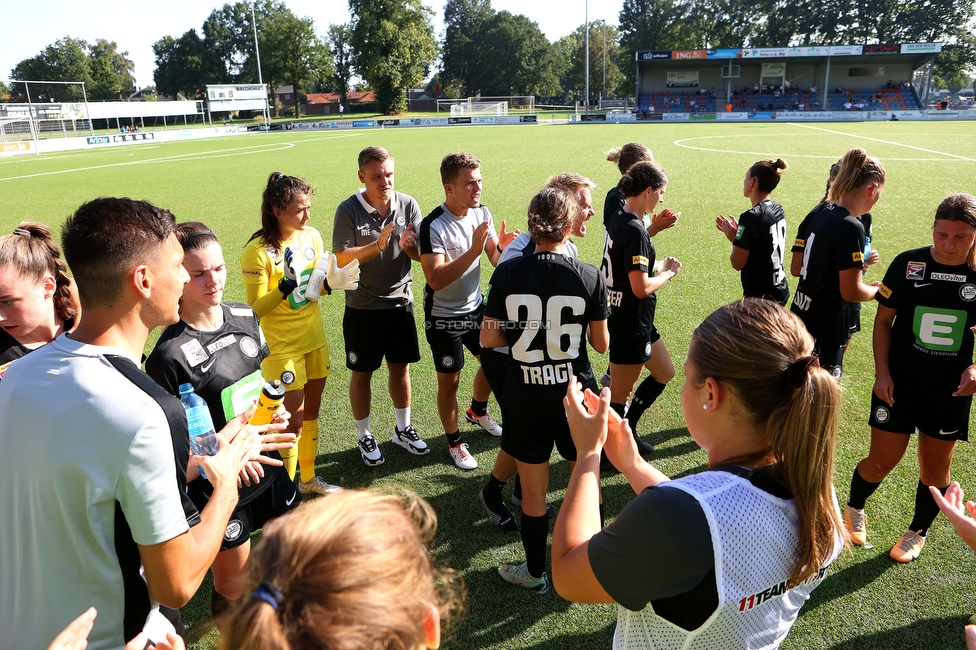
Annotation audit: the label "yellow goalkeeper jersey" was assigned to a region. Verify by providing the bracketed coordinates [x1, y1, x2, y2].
[240, 227, 327, 358]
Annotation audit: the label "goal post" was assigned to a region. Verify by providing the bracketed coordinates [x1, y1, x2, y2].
[0, 116, 40, 157]
[437, 95, 535, 114]
[450, 101, 508, 116]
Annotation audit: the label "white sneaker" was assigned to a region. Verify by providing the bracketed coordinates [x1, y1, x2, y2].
[358, 433, 385, 467]
[298, 476, 342, 496]
[392, 425, 430, 455]
[448, 442, 478, 470]
[465, 408, 502, 437]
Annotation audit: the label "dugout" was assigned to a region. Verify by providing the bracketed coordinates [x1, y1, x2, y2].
[633, 43, 941, 113]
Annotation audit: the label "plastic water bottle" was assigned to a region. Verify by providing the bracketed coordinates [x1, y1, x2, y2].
[304, 254, 330, 301]
[248, 379, 286, 427]
[179, 383, 219, 480]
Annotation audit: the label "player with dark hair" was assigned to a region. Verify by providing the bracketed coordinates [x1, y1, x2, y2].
[242, 172, 360, 495]
[146, 222, 300, 617]
[846, 193, 976, 563]
[601, 161, 681, 453]
[419, 152, 517, 470]
[0, 221, 78, 379]
[790, 148, 884, 379]
[333, 146, 428, 467]
[482, 186, 609, 593]
[715, 159, 790, 305]
[0, 198, 288, 648]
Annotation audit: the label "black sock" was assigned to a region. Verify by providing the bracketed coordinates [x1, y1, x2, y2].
[908, 481, 949, 536]
[610, 402, 627, 419]
[521, 513, 549, 579]
[848, 466, 882, 510]
[446, 430, 463, 447]
[470, 398, 489, 417]
[626, 377, 666, 432]
[484, 473, 506, 499]
[599, 502, 606, 528]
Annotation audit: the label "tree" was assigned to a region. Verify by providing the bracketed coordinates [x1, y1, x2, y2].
[327, 23, 354, 106]
[933, 30, 976, 92]
[153, 29, 228, 99]
[255, 5, 332, 117]
[88, 39, 136, 99]
[558, 21, 625, 103]
[349, 0, 438, 114]
[476, 12, 559, 97]
[441, 0, 495, 97]
[618, 0, 697, 73]
[10, 37, 92, 101]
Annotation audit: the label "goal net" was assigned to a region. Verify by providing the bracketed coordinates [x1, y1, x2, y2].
[0, 116, 39, 157]
[450, 101, 509, 116]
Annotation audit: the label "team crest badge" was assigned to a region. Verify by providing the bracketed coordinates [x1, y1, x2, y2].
[442, 356, 455, 368]
[874, 406, 890, 423]
[224, 519, 244, 542]
[348, 351, 359, 364]
[960, 284, 976, 302]
[644, 342, 652, 356]
[906, 262, 926, 280]
[281, 370, 296, 385]
[396, 216, 406, 227]
[239, 336, 259, 357]
[303, 246, 315, 261]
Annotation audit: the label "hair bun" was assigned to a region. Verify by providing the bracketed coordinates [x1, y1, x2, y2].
[785, 355, 819, 389]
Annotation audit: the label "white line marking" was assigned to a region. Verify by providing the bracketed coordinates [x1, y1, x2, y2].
[787, 122, 976, 161]
[0, 132, 362, 182]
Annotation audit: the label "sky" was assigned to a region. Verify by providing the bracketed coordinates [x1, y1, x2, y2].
[2, 0, 625, 89]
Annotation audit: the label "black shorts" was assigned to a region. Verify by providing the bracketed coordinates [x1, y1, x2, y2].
[608, 325, 659, 365]
[500, 408, 577, 465]
[343, 304, 421, 372]
[219, 464, 300, 551]
[813, 339, 846, 381]
[480, 347, 509, 398]
[424, 304, 484, 374]
[869, 389, 971, 442]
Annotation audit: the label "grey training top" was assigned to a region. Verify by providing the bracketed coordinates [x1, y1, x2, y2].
[333, 190, 423, 310]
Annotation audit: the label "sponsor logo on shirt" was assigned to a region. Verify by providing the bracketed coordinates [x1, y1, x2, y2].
[961, 284, 976, 302]
[302, 246, 315, 261]
[735, 225, 745, 240]
[0, 360, 12, 379]
[793, 237, 805, 248]
[180, 339, 209, 367]
[241, 269, 261, 276]
[913, 306, 967, 352]
[906, 262, 926, 280]
[738, 565, 829, 612]
[207, 334, 237, 354]
[878, 283, 892, 299]
[852, 251, 864, 263]
[230, 307, 253, 317]
[931, 272, 967, 282]
[632, 255, 648, 267]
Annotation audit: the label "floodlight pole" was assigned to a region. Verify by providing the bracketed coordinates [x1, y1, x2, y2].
[251, 1, 270, 125]
[584, 1, 590, 111]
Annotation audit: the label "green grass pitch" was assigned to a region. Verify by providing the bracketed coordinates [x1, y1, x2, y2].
[2, 120, 976, 649]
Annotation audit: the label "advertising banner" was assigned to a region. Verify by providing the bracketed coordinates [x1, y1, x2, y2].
[667, 71, 700, 87]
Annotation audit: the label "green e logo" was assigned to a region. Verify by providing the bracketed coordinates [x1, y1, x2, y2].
[913, 307, 967, 352]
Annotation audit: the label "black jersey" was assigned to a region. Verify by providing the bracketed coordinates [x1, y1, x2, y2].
[604, 186, 624, 225]
[602, 209, 656, 338]
[734, 199, 789, 304]
[0, 318, 75, 381]
[145, 303, 271, 508]
[877, 247, 976, 393]
[790, 203, 865, 346]
[485, 252, 609, 418]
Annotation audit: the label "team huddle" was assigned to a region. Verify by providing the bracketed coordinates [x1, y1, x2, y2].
[1, 140, 975, 650]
